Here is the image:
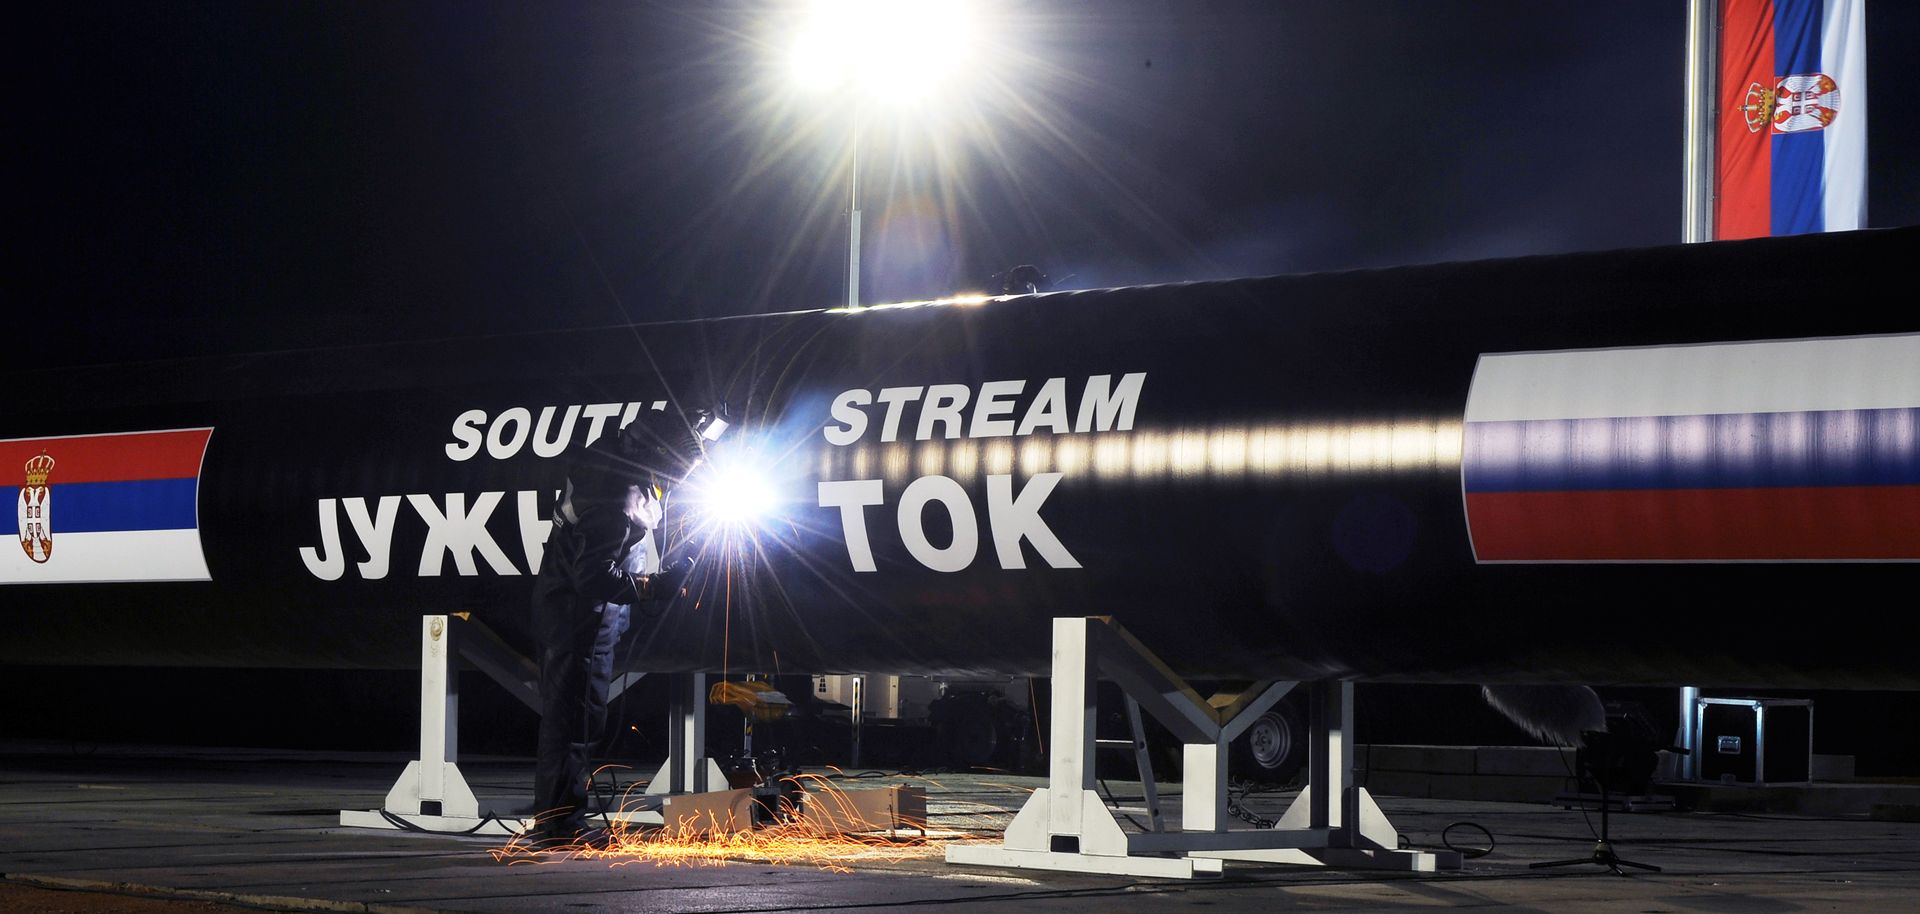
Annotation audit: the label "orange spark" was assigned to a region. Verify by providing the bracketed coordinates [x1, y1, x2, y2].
[490, 774, 988, 873]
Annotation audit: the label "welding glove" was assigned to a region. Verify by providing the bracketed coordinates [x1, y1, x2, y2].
[645, 557, 693, 602]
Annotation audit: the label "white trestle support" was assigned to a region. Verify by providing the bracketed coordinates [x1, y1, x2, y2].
[640, 671, 729, 826]
[340, 615, 521, 835]
[340, 614, 730, 836]
[945, 616, 1461, 877]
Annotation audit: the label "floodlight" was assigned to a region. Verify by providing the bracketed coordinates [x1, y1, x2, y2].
[788, 0, 975, 104]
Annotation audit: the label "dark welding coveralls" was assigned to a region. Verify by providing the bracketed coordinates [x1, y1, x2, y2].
[530, 432, 665, 837]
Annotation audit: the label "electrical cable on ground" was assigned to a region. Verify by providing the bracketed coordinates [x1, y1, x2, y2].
[1096, 778, 1152, 832]
[589, 767, 636, 826]
[1394, 740, 1604, 860]
[1442, 821, 1496, 858]
[377, 808, 516, 836]
[827, 770, 894, 779]
[1395, 820, 1498, 859]
[1556, 739, 1606, 843]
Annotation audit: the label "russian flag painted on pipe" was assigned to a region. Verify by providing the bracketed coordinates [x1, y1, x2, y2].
[1462, 335, 1920, 562]
[2, 428, 214, 583]
[1716, 0, 1867, 239]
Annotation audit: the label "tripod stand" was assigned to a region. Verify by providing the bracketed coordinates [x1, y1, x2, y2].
[1531, 780, 1660, 874]
[1532, 729, 1665, 875]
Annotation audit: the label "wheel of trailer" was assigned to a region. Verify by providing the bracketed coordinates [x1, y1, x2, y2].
[1232, 701, 1305, 783]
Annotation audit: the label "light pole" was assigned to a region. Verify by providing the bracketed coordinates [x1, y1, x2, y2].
[846, 113, 861, 308]
[787, 0, 975, 308]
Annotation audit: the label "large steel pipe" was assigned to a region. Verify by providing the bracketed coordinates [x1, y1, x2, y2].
[6, 229, 1916, 688]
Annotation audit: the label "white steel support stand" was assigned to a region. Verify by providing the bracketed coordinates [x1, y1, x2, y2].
[946, 617, 1459, 878]
[850, 674, 865, 768]
[633, 672, 738, 831]
[342, 616, 728, 835]
[1206, 682, 1422, 869]
[645, 673, 728, 803]
[1678, 685, 1701, 780]
[341, 615, 520, 835]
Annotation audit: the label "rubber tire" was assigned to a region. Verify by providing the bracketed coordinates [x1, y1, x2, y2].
[1231, 701, 1306, 783]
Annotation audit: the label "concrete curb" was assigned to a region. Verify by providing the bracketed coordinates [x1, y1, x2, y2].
[4, 873, 451, 914]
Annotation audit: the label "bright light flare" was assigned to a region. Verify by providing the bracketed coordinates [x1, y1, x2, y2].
[683, 449, 786, 536]
[788, 0, 975, 104]
[702, 462, 781, 527]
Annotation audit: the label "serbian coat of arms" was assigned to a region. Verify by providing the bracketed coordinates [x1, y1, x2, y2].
[1741, 73, 1840, 134]
[19, 452, 53, 563]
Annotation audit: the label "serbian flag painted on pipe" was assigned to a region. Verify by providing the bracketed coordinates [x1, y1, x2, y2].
[1462, 335, 1920, 562]
[2, 428, 213, 583]
[1717, 0, 1867, 239]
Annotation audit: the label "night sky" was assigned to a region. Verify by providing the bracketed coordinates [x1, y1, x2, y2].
[21, 1, 1920, 369]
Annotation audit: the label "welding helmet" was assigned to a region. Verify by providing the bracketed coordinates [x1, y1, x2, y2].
[613, 401, 731, 495]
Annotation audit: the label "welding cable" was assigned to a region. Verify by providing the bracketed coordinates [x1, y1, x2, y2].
[588, 769, 627, 823]
[1442, 821, 1496, 858]
[596, 639, 651, 761]
[377, 808, 516, 836]
[1705, 811, 1878, 824]
[1096, 778, 1152, 832]
[1393, 820, 1496, 859]
[1555, 741, 1606, 843]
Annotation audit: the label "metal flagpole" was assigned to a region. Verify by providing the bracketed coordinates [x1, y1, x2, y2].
[1679, 0, 1718, 779]
[1683, 0, 1718, 244]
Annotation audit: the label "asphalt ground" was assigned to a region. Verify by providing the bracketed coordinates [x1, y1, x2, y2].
[4, 741, 1919, 913]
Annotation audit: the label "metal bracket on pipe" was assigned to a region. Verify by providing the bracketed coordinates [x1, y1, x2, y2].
[446, 612, 541, 712]
[946, 616, 1460, 878]
[447, 613, 645, 713]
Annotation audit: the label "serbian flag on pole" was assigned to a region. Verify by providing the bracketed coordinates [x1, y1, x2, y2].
[1716, 0, 1868, 238]
[2, 428, 214, 584]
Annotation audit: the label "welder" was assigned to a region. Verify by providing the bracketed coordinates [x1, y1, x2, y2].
[525, 410, 710, 847]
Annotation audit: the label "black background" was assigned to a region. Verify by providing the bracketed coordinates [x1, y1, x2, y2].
[17, 2, 1920, 368]
[11, 2, 1920, 769]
